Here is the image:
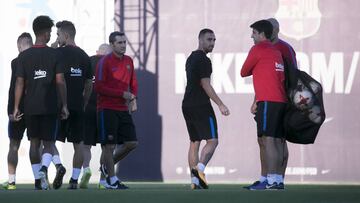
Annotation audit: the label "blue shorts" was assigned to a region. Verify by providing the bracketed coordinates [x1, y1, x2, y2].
[254, 101, 286, 138]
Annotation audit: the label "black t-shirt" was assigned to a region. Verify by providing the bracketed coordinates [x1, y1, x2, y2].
[57, 45, 92, 111]
[7, 57, 25, 115]
[182, 50, 212, 107]
[86, 55, 103, 112]
[16, 46, 64, 115]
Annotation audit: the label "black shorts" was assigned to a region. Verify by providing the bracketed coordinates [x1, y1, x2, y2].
[97, 109, 137, 145]
[25, 114, 59, 141]
[57, 110, 84, 143]
[182, 104, 218, 142]
[83, 109, 98, 146]
[8, 119, 27, 140]
[254, 101, 286, 138]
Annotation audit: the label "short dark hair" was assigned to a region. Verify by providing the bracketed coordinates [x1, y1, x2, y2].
[32, 15, 54, 36]
[56, 20, 76, 38]
[198, 28, 214, 39]
[109, 31, 125, 44]
[250, 20, 273, 39]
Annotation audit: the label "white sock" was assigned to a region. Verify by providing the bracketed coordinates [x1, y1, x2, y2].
[197, 163, 206, 172]
[9, 174, 16, 183]
[110, 176, 118, 184]
[276, 174, 284, 183]
[71, 168, 82, 180]
[31, 164, 41, 179]
[52, 155, 62, 165]
[41, 153, 53, 168]
[267, 174, 277, 184]
[259, 176, 267, 183]
[191, 176, 199, 185]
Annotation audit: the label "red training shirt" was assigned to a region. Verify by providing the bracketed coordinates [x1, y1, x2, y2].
[95, 53, 138, 111]
[241, 40, 287, 103]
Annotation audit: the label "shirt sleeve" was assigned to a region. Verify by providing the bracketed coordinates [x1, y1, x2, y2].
[129, 59, 138, 96]
[55, 50, 65, 74]
[15, 54, 25, 78]
[241, 46, 258, 77]
[84, 54, 93, 80]
[285, 46, 298, 69]
[94, 56, 123, 98]
[198, 57, 212, 79]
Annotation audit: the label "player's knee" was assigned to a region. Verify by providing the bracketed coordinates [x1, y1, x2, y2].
[9, 141, 20, 152]
[105, 143, 116, 152]
[125, 141, 138, 151]
[207, 139, 218, 148]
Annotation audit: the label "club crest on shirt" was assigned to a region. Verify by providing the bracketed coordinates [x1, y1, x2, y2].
[34, 69, 47, 79]
[275, 0, 322, 40]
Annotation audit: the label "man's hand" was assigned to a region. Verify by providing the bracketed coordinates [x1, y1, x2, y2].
[10, 109, 23, 121]
[128, 98, 137, 113]
[219, 104, 230, 116]
[60, 106, 69, 120]
[123, 91, 135, 100]
[250, 102, 257, 114]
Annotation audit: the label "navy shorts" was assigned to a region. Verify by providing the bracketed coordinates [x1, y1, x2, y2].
[254, 101, 286, 138]
[25, 114, 59, 141]
[182, 104, 218, 142]
[8, 119, 26, 140]
[57, 110, 84, 143]
[97, 109, 137, 145]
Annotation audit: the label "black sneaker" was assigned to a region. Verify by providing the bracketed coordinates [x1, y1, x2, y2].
[35, 179, 42, 190]
[190, 183, 203, 190]
[53, 164, 66, 189]
[277, 182, 285, 190]
[265, 182, 280, 190]
[108, 181, 129, 190]
[38, 166, 49, 190]
[190, 168, 208, 189]
[67, 178, 78, 190]
[243, 180, 260, 189]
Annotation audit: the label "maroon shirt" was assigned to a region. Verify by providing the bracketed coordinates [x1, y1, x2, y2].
[241, 40, 287, 103]
[95, 53, 138, 111]
[273, 39, 298, 69]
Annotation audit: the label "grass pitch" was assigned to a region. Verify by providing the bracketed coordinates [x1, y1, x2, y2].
[0, 183, 359, 203]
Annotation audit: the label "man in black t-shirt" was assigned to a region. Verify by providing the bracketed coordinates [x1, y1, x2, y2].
[53, 20, 93, 190]
[83, 43, 112, 189]
[3, 32, 32, 190]
[13, 15, 69, 190]
[182, 29, 230, 189]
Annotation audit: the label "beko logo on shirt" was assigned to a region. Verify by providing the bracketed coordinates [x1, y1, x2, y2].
[34, 69, 47, 79]
[275, 62, 284, 72]
[70, 67, 82, 76]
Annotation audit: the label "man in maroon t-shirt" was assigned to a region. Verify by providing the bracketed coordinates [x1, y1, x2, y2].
[241, 20, 286, 190]
[267, 17, 298, 189]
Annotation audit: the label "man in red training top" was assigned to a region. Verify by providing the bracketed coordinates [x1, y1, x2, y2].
[95, 31, 138, 189]
[241, 20, 286, 190]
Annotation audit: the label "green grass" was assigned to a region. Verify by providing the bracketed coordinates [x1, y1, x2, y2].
[1, 183, 360, 203]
